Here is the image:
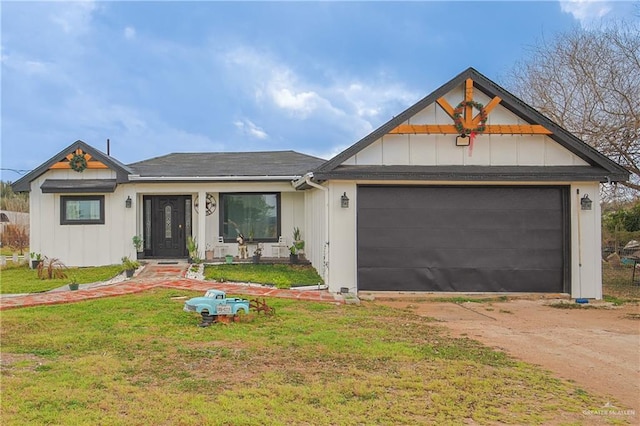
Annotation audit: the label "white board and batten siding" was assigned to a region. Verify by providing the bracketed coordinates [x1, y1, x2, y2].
[29, 168, 136, 267]
[325, 85, 602, 299]
[343, 88, 588, 167]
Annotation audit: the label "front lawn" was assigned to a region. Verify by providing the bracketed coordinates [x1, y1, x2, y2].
[1, 289, 603, 425]
[204, 263, 323, 288]
[0, 263, 123, 294]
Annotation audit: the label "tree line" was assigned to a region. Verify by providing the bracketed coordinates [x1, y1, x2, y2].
[1, 181, 29, 212]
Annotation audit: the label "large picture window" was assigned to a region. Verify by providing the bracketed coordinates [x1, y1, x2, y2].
[220, 193, 280, 242]
[61, 195, 105, 225]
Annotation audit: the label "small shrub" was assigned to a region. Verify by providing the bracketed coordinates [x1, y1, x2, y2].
[121, 256, 140, 271]
[37, 257, 68, 280]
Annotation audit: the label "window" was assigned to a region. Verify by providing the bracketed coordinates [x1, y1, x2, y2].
[220, 193, 280, 242]
[61, 195, 105, 225]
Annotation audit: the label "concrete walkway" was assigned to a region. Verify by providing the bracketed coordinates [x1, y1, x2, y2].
[0, 262, 342, 310]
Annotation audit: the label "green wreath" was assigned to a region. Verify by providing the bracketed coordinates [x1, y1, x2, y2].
[452, 101, 488, 135]
[69, 153, 87, 172]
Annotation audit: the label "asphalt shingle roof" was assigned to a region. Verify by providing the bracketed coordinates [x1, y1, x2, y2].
[128, 151, 326, 178]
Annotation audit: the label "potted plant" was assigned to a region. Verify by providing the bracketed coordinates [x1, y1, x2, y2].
[29, 252, 43, 269]
[252, 244, 263, 264]
[122, 256, 140, 278]
[186, 236, 199, 263]
[132, 235, 144, 259]
[289, 227, 305, 264]
[68, 275, 79, 291]
[205, 243, 214, 261]
[289, 245, 299, 264]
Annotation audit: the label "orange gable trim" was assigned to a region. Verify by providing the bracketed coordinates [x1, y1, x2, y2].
[402, 79, 550, 135]
[49, 149, 109, 170]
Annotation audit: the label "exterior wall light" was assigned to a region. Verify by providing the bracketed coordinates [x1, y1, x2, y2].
[125, 196, 132, 208]
[340, 192, 349, 208]
[580, 194, 592, 210]
[455, 135, 470, 146]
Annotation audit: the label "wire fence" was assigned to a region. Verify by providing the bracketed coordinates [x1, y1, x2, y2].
[602, 262, 640, 299]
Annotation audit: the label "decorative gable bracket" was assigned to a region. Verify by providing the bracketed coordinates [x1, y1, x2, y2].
[390, 78, 552, 136]
[49, 148, 109, 172]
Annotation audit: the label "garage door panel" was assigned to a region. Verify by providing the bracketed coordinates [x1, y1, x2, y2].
[359, 227, 562, 250]
[359, 246, 563, 269]
[357, 186, 568, 293]
[359, 186, 562, 210]
[358, 267, 563, 292]
[359, 208, 562, 231]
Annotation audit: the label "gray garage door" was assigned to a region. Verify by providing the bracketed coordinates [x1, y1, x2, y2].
[357, 186, 569, 293]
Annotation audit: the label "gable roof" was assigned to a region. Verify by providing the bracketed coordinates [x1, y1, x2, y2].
[128, 151, 326, 180]
[12, 140, 133, 192]
[314, 67, 629, 183]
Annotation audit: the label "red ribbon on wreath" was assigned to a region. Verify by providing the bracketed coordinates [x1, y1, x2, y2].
[452, 101, 487, 156]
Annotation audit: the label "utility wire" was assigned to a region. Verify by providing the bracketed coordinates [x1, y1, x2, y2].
[0, 168, 30, 175]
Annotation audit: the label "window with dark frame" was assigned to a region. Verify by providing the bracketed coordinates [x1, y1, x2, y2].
[220, 193, 280, 242]
[60, 195, 105, 225]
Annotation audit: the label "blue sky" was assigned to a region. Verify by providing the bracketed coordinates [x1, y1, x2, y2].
[1, 0, 637, 182]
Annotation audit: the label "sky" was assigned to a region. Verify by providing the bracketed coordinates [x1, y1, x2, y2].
[1, 0, 638, 182]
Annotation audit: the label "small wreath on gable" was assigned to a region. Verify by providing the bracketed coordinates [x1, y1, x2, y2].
[452, 100, 488, 136]
[69, 153, 88, 172]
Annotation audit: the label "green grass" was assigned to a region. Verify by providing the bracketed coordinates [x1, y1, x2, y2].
[204, 263, 323, 288]
[1, 289, 610, 425]
[1, 247, 27, 256]
[0, 263, 123, 294]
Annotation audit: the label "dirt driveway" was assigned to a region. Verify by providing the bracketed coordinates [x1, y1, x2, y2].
[372, 297, 639, 421]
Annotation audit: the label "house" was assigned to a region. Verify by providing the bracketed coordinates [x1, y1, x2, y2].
[13, 68, 628, 299]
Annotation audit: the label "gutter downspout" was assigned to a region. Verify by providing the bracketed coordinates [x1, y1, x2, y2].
[303, 173, 330, 289]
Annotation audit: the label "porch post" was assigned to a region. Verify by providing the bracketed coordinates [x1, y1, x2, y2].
[197, 190, 207, 260]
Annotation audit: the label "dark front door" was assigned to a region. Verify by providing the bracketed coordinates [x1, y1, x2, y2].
[146, 196, 190, 258]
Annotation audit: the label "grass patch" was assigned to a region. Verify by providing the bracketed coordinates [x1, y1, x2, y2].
[427, 296, 509, 304]
[547, 302, 588, 309]
[204, 263, 323, 289]
[603, 294, 638, 306]
[0, 289, 610, 425]
[0, 264, 123, 294]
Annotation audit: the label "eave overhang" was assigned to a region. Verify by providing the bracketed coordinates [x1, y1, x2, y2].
[312, 165, 623, 183]
[40, 179, 118, 193]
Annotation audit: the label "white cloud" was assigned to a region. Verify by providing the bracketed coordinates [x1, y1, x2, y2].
[559, 0, 613, 27]
[1, 54, 50, 75]
[49, 0, 98, 35]
[124, 26, 136, 40]
[338, 80, 417, 120]
[224, 48, 340, 119]
[221, 45, 418, 142]
[270, 87, 321, 116]
[234, 119, 269, 140]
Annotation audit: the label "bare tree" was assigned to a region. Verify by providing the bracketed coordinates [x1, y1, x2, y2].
[1, 224, 29, 255]
[504, 22, 640, 197]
